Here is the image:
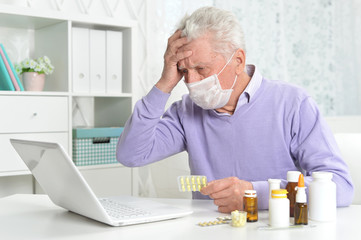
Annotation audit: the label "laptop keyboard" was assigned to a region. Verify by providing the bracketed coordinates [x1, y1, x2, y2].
[99, 198, 151, 220]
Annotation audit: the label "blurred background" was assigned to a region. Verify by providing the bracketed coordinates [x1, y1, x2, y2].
[140, 0, 361, 199]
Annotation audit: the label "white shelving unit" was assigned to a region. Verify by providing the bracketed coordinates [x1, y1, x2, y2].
[0, 4, 137, 198]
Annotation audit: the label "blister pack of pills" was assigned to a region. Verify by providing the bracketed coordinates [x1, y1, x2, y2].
[177, 175, 207, 192]
[197, 216, 232, 227]
[198, 220, 228, 227]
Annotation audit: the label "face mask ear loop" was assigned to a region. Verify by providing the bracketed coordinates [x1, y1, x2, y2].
[217, 51, 236, 76]
[230, 75, 238, 90]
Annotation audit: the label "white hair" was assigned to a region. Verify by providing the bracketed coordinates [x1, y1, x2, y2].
[177, 6, 246, 59]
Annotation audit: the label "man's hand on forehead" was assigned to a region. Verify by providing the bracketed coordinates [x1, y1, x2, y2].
[156, 30, 193, 93]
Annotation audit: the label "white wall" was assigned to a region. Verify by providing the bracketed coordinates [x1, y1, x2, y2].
[325, 116, 361, 134]
[326, 116, 361, 205]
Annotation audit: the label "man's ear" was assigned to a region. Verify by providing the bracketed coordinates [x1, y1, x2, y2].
[235, 48, 246, 75]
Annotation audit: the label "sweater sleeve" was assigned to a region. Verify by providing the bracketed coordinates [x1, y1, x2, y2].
[290, 97, 354, 207]
[116, 86, 186, 167]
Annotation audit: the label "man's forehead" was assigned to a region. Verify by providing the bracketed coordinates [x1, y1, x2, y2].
[180, 34, 213, 52]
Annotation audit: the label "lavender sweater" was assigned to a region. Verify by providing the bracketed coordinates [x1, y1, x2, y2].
[117, 66, 354, 209]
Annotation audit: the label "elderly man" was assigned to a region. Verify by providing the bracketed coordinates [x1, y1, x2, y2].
[117, 6, 353, 213]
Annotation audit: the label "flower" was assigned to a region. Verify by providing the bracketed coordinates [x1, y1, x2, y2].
[15, 56, 54, 75]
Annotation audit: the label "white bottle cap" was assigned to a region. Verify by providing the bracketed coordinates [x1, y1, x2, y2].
[268, 179, 281, 184]
[244, 190, 257, 197]
[312, 171, 333, 180]
[287, 171, 301, 182]
[296, 187, 307, 203]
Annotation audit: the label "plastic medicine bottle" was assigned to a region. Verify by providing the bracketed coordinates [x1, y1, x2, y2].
[268, 179, 281, 200]
[243, 190, 258, 222]
[269, 189, 290, 228]
[286, 171, 301, 217]
[309, 172, 336, 221]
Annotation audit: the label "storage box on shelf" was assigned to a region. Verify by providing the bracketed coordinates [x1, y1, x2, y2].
[72, 127, 124, 166]
[0, 5, 136, 197]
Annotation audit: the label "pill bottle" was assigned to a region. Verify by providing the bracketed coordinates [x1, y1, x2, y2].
[231, 210, 247, 227]
[286, 171, 301, 217]
[268, 179, 281, 200]
[243, 190, 258, 222]
[269, 189, 290, 228]
[309, 172, 336, 221]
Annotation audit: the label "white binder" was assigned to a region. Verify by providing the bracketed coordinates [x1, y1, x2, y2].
[72, 27, 90, 93]
[106, 30, 123, 94]
[90, 29, 106, 93]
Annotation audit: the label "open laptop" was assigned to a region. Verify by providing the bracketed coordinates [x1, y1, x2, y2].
[10, 138, 192, 226]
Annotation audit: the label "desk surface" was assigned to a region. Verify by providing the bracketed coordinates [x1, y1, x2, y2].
[0, 194, 359, 240]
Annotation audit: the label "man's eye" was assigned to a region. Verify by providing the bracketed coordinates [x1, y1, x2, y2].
[180, 69, 188, 74]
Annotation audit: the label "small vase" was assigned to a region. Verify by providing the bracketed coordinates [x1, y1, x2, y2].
[22, 72, 45, 91]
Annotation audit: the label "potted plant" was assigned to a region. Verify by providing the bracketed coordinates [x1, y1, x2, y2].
[15, 56, 54, 91]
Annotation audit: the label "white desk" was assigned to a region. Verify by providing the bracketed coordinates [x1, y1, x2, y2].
[0, 194, 359, 240]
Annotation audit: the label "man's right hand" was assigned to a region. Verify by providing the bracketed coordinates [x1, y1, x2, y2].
[200, 177, 254, 213]
[155, 30, 192, 93]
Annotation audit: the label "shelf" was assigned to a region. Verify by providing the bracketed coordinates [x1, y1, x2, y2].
[0, 10, 64, 29]
[0, 91, 132, 97]
[72, 92, 132, 97]
[0, 170, 31, 177]
[0, 91, 69, 96]
[0, 163, 126, 177]
[0, 160, 124, 177]
[0, 4, 136, 29]
[77, 163, 125, 171]
[1, 6, 134, 94]
[0, 3, 135, 194]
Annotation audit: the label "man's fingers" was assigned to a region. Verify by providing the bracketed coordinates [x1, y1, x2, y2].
[200, 180, 222, 195]
[170, 50, 192, 63]
[201, 177, 239, 195]
[200, 177, 254, 213]
[213, 197, 229, 207]
[167, 29, 182, 44]
[167, 37, 189, 58]
[209, 185, 240, 199]
[218, 205, 234, 213]
[164, 30, 191, 68]
[216, 198, 243, 213]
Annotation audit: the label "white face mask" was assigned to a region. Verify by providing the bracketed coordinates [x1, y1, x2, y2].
[185, 52, 237, 109]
